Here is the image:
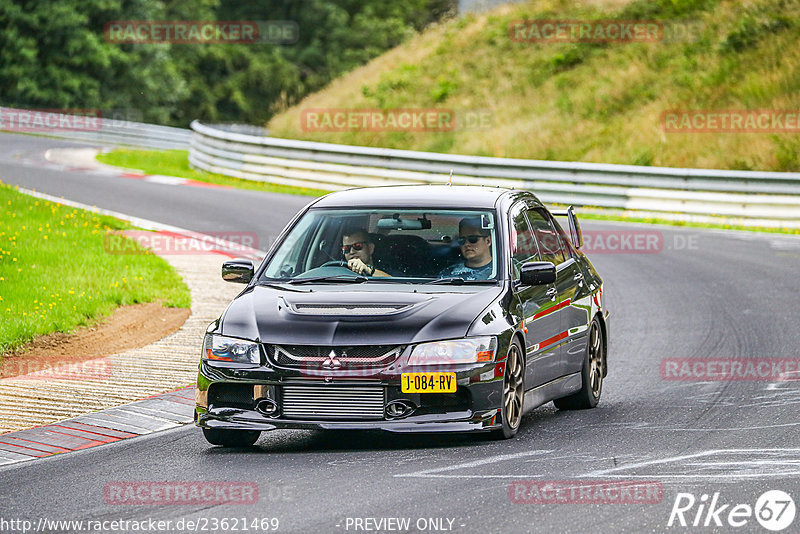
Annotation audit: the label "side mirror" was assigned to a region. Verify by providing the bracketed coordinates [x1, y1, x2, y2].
[552, 205, 583, 250]
[520, 261, 556, 286]
[567, 206, 583, 249]
[222, 259, 254, 284]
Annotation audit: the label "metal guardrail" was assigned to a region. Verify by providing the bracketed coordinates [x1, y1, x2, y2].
[0, 107, 191, 150]
[190, 120, 800, 225]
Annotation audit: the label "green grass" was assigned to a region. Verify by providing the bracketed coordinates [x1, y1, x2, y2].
[0, 182, 191, 356]
[96, 149, 331, 197]
[267, 0, 800, 172]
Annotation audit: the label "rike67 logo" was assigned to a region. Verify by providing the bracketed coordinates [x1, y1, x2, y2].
[668, 490, 796, 531]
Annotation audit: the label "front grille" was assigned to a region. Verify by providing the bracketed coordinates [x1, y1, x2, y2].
[281, 385, 385, 419]
[268, 345, 402, 369]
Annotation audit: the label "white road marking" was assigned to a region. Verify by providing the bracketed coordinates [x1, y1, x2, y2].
[579, 448, 800, 480]
[143, 175, 188, 185]
[395, 449, 553, 478]
[394, 449, 800, 481]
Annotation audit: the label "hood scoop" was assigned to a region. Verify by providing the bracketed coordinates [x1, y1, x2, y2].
[293, 303, 410, 315]
[280, 297, 429, 317]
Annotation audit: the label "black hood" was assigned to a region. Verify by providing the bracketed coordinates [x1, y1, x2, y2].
[219, 284, 504, 345]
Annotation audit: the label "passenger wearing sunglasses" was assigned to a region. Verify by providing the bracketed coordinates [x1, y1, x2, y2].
[438, 217, 493, 280]
[342, 229, 390, 277]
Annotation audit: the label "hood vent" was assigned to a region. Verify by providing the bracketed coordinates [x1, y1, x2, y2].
[291, 303, 412, 316]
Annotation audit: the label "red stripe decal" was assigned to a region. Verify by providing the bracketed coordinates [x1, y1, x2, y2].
[532, 299, 571, 320]
[538, 331, 569, 350]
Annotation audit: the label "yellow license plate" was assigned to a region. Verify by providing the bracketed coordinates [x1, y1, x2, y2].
[401, 372, 457, 393]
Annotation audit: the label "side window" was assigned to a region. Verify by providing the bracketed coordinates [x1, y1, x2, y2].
[509, 204, 540, 277]
[526, 208, 566, 265]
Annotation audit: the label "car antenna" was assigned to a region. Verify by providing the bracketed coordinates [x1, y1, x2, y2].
[447, 169, 454, 186]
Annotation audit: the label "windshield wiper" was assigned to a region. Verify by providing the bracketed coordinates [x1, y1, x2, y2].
[288, 274, 369, 285]
[424, 277, 496, 285]
[254, 281, 311, 292]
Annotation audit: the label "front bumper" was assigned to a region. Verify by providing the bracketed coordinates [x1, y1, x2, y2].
[197, 407, 502, 433]
[195, 358, 506, 433]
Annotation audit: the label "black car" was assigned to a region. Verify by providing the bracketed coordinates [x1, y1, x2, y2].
[195, 185, 609, 446]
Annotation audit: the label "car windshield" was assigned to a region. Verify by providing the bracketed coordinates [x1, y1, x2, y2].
[260, 208, 500, 283]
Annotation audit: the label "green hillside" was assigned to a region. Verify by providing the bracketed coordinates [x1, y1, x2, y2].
[267, 0, 800, 171]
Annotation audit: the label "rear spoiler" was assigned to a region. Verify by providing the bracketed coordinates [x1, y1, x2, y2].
[551, 205, 583, 250]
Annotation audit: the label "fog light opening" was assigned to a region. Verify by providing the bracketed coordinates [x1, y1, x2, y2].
[255, 398, 279, 417]
[385, 400, 416, 419]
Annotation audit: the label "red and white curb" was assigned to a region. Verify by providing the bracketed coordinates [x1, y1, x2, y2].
[0, 387, 194, 466]
[41, 147, 230, 191]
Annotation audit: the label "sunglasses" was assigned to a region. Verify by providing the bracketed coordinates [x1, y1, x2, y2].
[457, 235, 487, 246]
[342, 242, 367, 253]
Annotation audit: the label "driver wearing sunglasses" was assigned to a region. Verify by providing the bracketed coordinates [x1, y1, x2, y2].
[342, 229, 390, 277]
[438, 217, 493, 280]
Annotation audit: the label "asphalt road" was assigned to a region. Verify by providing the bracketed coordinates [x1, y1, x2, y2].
[1, 132, 799, 534]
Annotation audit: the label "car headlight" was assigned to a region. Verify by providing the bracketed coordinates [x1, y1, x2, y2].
[202, 334, 260, 364]
[408, 336, 497, 366]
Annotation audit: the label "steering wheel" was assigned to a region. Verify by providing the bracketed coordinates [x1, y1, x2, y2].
[320, 260, 350, 268]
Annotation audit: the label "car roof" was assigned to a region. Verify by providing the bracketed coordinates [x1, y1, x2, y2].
[311, 185, 532, 209]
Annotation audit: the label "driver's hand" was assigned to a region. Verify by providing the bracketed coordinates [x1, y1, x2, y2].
[347, 258, 371, 275]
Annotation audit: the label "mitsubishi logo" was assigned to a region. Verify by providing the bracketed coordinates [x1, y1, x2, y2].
[321, 350, 342, 369]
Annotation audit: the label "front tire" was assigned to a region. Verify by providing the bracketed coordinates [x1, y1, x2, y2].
[554, 317, 604, 410]
[491, 339, 525, 439]
[202, 428, 261, 447]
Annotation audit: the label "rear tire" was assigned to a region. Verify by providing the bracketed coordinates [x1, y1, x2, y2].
[490, 339, 525, 439]
[554, 317, 604, 410]
[202, 428, 261, 447]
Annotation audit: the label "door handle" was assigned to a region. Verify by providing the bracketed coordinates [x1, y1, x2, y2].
[545, 287, 557, 299]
